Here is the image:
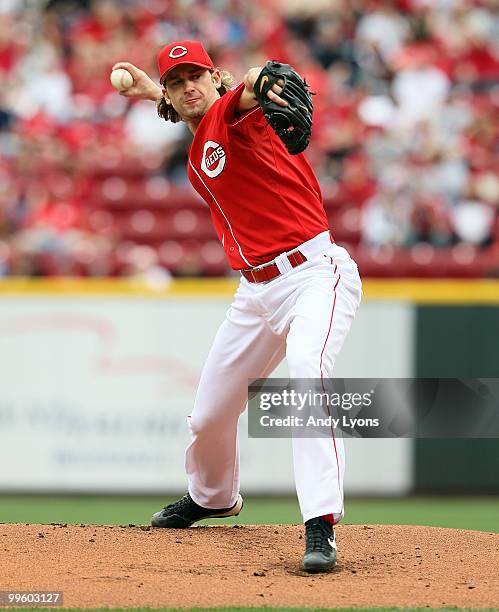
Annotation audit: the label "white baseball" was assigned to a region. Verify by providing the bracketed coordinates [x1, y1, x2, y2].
[110, 68, 134, 91]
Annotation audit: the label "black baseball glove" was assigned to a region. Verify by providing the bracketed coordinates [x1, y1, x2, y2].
[253, 61, 313, 155]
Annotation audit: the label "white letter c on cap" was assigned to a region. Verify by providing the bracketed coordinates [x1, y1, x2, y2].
[169, 46, 188, 59]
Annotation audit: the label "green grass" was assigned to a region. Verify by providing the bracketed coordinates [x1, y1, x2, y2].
[342, 496, 499, 532]
[0, 495, 498, 532]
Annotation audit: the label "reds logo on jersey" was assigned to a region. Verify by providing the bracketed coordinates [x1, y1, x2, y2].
[200, 140, 226, 178]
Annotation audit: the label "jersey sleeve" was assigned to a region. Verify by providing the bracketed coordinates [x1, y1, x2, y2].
[222, 82, 262, 126]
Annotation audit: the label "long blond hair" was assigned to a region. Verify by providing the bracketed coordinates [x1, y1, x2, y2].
[156, 69, 235, 124]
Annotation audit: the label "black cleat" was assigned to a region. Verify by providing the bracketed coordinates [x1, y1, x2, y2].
[151, 493, 243, 528]
[302, 516, 337, 573]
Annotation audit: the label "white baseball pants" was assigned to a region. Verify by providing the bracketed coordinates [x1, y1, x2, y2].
[185, 231, 362, 523]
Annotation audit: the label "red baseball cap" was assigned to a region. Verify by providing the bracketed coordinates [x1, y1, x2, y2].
[157, 40, 214, 85]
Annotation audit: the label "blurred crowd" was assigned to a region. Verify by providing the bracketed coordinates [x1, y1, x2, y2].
[0, 0, 497, 278]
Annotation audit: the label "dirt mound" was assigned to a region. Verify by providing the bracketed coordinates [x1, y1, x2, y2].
[1, 523, 497, 608]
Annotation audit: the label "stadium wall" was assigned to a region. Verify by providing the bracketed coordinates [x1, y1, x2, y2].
[0, 279, 497, 495]
[415, 305, 499, 493]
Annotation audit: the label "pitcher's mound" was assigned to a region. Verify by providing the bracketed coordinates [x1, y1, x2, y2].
[1, 523, 498, 608]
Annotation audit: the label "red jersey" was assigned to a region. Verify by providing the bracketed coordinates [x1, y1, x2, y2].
[187, 83, 329, 269]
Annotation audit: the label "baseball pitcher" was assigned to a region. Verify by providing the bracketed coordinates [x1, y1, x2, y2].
[112, 40, 362, 573]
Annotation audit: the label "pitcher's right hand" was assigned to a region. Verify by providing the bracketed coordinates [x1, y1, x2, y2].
[111, 62, 163, 102]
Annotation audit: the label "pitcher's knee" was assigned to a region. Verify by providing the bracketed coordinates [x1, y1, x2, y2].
[189, 413, 218, 435]
[189, 409, 238, 436]
[286, 349, 323, 379]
